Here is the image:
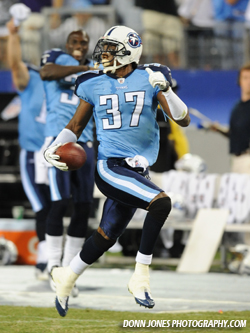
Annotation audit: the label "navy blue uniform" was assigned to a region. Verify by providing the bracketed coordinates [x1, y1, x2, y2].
[18, 65, 50, 213]
[41, 49, 95, 203]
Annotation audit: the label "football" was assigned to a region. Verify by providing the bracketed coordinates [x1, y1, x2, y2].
[55, 142, 87, 171]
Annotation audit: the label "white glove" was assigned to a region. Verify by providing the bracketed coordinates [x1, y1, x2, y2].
[9, 4, 31, 26]
[125, 155, 149, 172]
[43, 143, 68, 171]
[146, 68, 170, 91]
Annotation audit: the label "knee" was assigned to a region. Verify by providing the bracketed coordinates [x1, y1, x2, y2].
[147, 196, 171, 226]
[93, 229, 116, 252]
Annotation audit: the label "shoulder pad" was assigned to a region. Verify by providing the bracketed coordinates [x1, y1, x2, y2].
[76, 70, 104, 86]
[40, 49, 65, 66]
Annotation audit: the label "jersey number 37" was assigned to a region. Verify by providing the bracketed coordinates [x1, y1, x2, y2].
[101, 91, 145, 130]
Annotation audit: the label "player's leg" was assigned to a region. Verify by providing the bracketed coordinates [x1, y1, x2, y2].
[59, 142, 95, 298]
[128, 191, 171, 308]
[20, 149, 51, 280]
[35, 184, 51, 279]
[52, 197, 136, 316]
[97, 159, 171, 308]
[51, 159, 171, 315]
[62, 142, 95, 267]
[46, 166, 70, 275]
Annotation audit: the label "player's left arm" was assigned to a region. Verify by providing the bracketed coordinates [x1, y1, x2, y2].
[146, 67, 190, 127]
[157, 90, 190, 127]
[6, 19, 30, 91]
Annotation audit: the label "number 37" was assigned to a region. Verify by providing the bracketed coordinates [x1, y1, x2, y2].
[100, 91, 145, 130]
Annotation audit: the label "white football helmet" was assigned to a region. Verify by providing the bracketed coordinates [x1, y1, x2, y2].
[92, 25, 143, 73]
[174, 154, 207, 173]
[0, 237, 18, 265]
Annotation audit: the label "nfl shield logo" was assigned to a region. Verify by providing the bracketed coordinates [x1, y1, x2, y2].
[117, 78, 125, 84]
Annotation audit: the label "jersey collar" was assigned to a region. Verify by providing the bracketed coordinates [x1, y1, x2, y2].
[105, 69, 135, 80]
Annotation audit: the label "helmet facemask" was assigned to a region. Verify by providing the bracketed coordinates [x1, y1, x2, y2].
[92, 26, 142, 74]
[93, 38, 131, 73]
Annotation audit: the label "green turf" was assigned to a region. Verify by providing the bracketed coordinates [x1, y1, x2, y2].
[0, 306, 249, 333]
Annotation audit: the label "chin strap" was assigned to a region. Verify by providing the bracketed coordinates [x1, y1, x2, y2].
[103, 58, 127, 74]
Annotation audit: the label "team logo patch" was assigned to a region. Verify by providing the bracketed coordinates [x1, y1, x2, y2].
[127, 32, 141, 48]
[117, 78, 125, 84]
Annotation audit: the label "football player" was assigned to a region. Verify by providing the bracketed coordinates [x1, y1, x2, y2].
[44, 25, 190, 316]
[7, 17, 51, 280]
[40, 30, 96, 296]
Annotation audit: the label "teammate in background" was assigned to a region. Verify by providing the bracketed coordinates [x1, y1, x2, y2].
[7, 18, 51, 280]
[208, 63, 250, 174]
[44, 25, 190, 316]
[40, 30, 95, 296]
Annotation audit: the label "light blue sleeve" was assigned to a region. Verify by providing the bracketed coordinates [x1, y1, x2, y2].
[75, 80, 94, 106]
[55, 54, 79, 66]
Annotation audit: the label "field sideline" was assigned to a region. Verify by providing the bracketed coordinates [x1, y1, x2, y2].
[0, 307, 250, 333]
[1, 266, 250, 332]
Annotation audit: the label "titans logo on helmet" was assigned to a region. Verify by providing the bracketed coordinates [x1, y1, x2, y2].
[127, 32, 141, 48]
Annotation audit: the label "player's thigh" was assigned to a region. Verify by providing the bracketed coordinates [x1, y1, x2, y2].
[19, 149, 48, 212]
[100, 198, 136, 239]
[96, 159, 163, 210]
[48, 165, 71, 201]
[71, 142, 95, 203]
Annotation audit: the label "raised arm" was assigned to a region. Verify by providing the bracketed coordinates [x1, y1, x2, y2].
[6, 19, 29, 91]
[146, 68, 190, 127]
[40, 63, 93, 81]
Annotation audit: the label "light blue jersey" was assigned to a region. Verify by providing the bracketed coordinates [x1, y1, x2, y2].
[75, 64, 172, 166]
[41, 49, 93, 142]
[18, 65, 46, 151]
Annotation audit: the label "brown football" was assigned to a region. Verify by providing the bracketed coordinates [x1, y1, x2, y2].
[55, 142, 87, 171]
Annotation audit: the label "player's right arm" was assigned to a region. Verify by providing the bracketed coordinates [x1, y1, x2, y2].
[65, 99, 93, 137]
[40, 50, 94, 80]
[44, 99, 93, 170]
[40, 63, 92, 81]
[6, 19, 29, 91]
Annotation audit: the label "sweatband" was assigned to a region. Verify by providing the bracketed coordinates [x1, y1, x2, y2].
[136, 251, 152, 265]
[162, 87, 188, 121]
[51, 128, 77, 146]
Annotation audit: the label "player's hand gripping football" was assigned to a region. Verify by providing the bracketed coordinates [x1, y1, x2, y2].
[146, 68, 170, 91]
[44, 143, 68, 171]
